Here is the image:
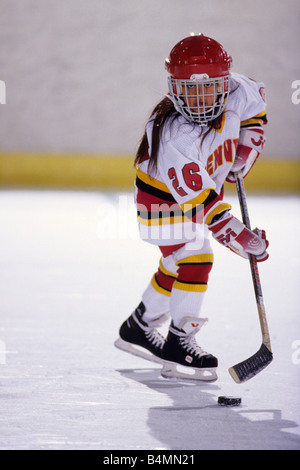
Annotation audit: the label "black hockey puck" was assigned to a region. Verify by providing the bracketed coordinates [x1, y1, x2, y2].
[218, 396, 241, 406]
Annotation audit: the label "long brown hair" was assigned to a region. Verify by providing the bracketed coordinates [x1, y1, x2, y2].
[134, 94, 229, 177]
[134, 97, 177, 176]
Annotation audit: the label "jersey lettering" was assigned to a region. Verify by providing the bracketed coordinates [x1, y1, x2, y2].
[206, 138, 239, 176]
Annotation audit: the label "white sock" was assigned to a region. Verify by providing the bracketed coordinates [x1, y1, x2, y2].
[141, 282, 170, 322]
[170, 287, 205, 328]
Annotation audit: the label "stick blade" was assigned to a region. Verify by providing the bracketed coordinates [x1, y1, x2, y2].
[229, 343, 273, 384]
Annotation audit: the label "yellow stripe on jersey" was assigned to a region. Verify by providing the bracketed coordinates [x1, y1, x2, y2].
[136, 167, 171, 194]
[180, 188, 219, 224]
[205, 202, 232, 226]
[179, 188, 231, 226]
[179, 188, 214, 212]
[240, 110, 267, 127]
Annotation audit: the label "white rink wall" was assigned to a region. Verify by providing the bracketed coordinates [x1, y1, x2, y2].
[0, 0, 300, 158]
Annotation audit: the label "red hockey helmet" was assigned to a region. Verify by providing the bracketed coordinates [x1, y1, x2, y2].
[165, 33, 232, 79]
[165, 34, 232, 125]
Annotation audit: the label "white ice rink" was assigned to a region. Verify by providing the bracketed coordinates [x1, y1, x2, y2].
[0, 189, 299, 450]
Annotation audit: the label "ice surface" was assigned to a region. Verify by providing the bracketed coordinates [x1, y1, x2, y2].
[0, 189, 299, 450]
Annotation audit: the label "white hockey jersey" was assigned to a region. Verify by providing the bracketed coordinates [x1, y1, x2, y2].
[135, 73, 267, 246]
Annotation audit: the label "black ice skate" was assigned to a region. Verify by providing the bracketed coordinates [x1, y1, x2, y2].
[161, 317, 218, 381]
[114, 302, 168, 364]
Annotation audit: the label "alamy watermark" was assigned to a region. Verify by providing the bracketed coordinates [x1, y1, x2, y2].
[0, 340, 6, 364]
[291, 340, 300, 365]
[291, 80, 300, 104]
[0, 80, 6, 104]
[96, 194, 205, 249]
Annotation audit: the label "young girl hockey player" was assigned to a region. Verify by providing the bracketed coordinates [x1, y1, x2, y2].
[115, 33, 269, 381]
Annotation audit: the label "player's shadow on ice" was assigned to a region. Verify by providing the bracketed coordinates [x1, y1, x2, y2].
[117, 367, 300, 450]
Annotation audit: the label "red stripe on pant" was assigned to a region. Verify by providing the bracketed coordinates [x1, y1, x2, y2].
[157, 244, 213, 292]
[155, 268, 176, 293]
[177, 262, 213, 284]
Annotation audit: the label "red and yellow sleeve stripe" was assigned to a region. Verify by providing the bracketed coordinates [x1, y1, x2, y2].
[240, 110, 267, 129]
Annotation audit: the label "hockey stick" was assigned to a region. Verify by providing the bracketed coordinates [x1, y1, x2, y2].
[228, 172, 273, 383]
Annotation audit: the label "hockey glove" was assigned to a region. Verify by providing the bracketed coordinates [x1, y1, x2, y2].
[209, 213, 269, 262]
[226, 128, 266, 183]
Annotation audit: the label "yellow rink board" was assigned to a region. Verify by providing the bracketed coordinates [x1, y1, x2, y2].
[0, 152, 299, 193]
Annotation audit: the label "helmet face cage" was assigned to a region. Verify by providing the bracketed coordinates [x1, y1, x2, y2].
[168, 74, 231, 125]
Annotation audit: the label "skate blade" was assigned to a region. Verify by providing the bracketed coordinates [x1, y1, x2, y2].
[161, 361, 218, 382]
[114, 337, 164, 365]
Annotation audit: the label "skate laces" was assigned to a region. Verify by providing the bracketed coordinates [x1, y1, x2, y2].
[179, 334, 207, 358]
[133, 311, 165, 349]
[145, 328, 165, 349]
